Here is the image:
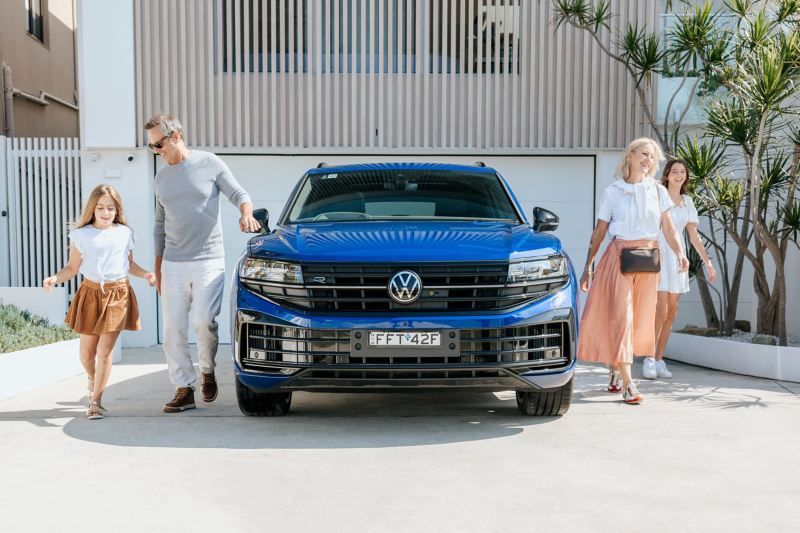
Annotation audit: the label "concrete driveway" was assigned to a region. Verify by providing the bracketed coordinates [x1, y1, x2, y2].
[1, 346, 798, 533]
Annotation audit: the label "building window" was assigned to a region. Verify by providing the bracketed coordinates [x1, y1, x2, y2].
[25, 0, 46, 43]
[433, 1, 520, 74]
[220, 0, 309, 73]
[217, 0, 518, 74]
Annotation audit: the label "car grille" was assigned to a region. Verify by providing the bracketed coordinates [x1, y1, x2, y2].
[241, 262, 567, 313]
[239, 321, 571, 373]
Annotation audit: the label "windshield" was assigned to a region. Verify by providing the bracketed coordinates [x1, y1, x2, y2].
[286, 169, 521, 223]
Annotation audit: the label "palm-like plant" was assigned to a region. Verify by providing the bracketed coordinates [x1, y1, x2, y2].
[677, 137, 745, 335]
[688, 2, 800, 345]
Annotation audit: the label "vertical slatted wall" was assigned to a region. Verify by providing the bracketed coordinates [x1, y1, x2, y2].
[5, 138, 82, 297]
[134, 0, 658, 151]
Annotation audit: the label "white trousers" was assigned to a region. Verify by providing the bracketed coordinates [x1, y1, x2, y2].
[161, 258, 225, 388]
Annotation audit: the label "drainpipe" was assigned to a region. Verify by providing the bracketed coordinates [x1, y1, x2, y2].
[2, 62, 13, 137]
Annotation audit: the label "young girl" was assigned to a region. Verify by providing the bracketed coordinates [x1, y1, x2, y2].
[645, 159, 717, 379]
[43, 184, 156, 420]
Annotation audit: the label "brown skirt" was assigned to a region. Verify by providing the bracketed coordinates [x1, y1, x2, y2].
[65, 278, 141, 336]
[576, 239, 660, 365]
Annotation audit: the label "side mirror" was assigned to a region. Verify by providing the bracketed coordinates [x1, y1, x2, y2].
[253, 208, 269, 233]
[532, 207, 559, 232]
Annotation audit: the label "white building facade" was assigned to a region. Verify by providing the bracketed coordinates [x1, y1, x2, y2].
[74, 0, 797, 348]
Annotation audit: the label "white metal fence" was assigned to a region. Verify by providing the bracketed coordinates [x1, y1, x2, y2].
[2, 137, 82, 298]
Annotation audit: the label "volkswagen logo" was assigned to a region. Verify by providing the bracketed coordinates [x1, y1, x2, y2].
[388, 270, 422, 304]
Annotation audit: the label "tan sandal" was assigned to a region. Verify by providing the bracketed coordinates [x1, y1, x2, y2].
[86, 401, 106, 420]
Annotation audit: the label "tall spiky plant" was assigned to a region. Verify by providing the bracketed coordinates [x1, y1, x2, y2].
[690, 1, 800, 345]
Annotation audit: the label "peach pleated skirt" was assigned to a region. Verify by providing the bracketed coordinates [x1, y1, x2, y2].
[65, 278, 141, 336]
[577, 239, 659, 365]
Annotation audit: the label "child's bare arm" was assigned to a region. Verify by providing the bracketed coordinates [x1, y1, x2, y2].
[43, 245, 82, 292]
[129, 253, 157, 286]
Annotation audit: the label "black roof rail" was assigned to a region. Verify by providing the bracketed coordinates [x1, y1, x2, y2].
[474, 161, 486, 167]
[317, 162, 329, 168]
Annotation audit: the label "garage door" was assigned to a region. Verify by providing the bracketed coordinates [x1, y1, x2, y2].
[177, 155, 595, 344]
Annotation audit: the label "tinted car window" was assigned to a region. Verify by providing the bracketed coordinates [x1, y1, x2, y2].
[287, 169, 520, 223]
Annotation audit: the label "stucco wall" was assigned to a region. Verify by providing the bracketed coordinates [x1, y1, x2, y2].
[0, 0, 79, 137]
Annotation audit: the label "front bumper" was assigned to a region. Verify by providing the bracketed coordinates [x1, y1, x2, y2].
[232, 279, 578, 393]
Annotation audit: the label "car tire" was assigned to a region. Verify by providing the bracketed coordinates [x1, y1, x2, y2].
[235, 377, 292, 416]
[515, 377, 572, 416]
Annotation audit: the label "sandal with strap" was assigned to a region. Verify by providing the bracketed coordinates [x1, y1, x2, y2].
[607, 371, 623, 393]
[86, 401, 107, 420]
[622, 383, 644, 405]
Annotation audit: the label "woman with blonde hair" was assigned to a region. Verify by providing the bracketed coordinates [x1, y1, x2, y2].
[577, 138, 689, 404]
[643, 158, 717, 379]
[43, 184, 156, 419]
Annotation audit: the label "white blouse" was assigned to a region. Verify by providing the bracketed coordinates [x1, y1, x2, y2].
[597, 178, 674, 240]
[69, 224, 134, 286]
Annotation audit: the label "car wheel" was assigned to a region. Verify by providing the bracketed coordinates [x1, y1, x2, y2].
[235, 376, 292, 416]
[516, 377, 573, 416]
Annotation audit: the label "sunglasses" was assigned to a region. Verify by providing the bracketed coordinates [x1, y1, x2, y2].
[148, 133, 171, 151]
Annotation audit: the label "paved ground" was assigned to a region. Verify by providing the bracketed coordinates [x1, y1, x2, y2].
[1, 346, 798, 533]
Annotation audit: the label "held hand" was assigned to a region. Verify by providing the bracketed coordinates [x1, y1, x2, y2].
[706, 262, 717, 283]
[240, 213, 260, 233]
[144, 271, 157, 287]
[579, 270, 592, 293]
[677, 254, 689, 273]
[42, 276, 57, 293]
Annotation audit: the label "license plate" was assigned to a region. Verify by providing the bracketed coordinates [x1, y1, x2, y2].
[369, 331, 441, 347]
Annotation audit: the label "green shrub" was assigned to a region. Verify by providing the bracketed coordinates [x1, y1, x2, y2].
[0, 302, 78, 354]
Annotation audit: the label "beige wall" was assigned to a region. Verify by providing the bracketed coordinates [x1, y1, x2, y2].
[0, 0, 78, 138]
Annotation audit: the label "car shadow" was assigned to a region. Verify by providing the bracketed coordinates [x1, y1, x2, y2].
[1, 356, 564, 449]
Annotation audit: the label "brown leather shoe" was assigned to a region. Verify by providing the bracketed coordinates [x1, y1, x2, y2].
[163, 387, 196, 413]
[200, 372, 218, 402]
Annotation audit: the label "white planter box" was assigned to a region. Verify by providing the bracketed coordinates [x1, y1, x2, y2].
[666, 332, 800, 383]
[0, 339, 83, 401]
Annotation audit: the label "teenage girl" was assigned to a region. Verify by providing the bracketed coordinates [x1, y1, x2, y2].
[645, 159, 717, 379]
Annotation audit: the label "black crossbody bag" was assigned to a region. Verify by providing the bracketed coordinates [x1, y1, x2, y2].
[620, 247, 660, 273]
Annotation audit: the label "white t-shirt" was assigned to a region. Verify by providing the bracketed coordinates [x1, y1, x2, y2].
[69, 224, 134, 286]
[597, 178, 674, 240]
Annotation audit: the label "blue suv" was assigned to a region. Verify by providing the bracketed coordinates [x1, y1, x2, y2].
[232, 163, 578, 416]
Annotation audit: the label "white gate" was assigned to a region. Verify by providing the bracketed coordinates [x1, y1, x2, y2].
[3, 137, 82, 298]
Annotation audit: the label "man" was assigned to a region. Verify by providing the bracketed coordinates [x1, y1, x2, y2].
[146, 114, 259, 413]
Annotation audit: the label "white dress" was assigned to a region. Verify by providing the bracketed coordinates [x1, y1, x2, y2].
[658, 195, 699, 293]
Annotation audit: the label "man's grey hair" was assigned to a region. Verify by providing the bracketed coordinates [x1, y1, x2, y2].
[144, 113, 184, 139]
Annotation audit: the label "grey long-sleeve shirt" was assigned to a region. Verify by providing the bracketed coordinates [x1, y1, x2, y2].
[154, 150, 252, 261]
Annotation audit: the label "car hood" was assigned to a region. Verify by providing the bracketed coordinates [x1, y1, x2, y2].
[247, 221, 562, 262]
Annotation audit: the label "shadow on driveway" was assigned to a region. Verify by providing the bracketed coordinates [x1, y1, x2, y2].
[2, 353, 797, 449]
[572, 361, 794, 410]
[1, 361, 563, 449]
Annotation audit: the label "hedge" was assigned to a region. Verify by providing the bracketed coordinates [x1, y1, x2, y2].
[0, 302, 78, 354]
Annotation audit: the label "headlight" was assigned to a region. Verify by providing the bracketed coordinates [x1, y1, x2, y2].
[507, 256, 567, 283]
[239, 258, 303, 284]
